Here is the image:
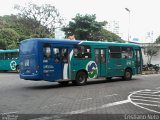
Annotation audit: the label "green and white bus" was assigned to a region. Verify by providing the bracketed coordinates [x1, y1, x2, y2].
[20, 38, 143, 85]
[0, 49, 19, 72]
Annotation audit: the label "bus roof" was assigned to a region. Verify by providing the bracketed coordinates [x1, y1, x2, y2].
[21, 38, 140, 47]
[0, 49, 19, 53]
[21, 38, 80, 45]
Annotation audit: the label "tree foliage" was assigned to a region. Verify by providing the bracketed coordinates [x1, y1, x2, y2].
[62, 14, 107, 41]
[0, 28, 19, 49]
[145, 43, 160, 64]
[14, 3, 64, 32]
[155, 35, 160, 43]
[100, 29, 124, 42]
[0, 3, 63, 49]
[62, 14, 124, 42]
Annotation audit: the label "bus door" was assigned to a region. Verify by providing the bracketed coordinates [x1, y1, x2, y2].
[43, 44, 55, 80]
[107, 46, 123, 77]
[43, 44, 69, 81]
[95, 49, 106, 77]
[135, 49, 142, 74]
[53, 47, 69, 80]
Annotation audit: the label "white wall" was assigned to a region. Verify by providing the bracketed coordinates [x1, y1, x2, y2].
[141, 47, 160, 65]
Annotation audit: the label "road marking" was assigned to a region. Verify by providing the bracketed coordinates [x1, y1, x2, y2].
[128, 89, 160, 114]
[30, 116, 54, 120]
[135, 93, 160, 97]
[80, 98, 93, 101]
[1, 111, 19, 114]
[131, 95, 160, 100]
[104, 94, 118, 98]
[65, 99, 129, 114]
[134, 102, 159, 107]
[152, 91, 160, 94]
[131, 98, 160, 103]
[129, 89, 151, 94]
[136, 91, 158, 94]
[156, 87, 160, 89]
[43, 103, 62, 109]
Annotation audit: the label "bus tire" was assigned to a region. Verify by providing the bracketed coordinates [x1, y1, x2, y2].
[106, 77, 112, 81]
[16, 65, 20, 73]
[58, 81, 69, 86]
[75, 71, 87, 86]
[123, 69, 132, 80]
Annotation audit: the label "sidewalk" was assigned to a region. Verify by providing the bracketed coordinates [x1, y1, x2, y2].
[142, 70, 160, 75]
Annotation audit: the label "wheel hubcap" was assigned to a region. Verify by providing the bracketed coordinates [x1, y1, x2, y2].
[79, 76, 85, 83]
[126, 72, 131, 79]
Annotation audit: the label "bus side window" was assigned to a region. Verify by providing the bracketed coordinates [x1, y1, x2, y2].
[62, 48, 68, 63]
[54, 48, 60, 63]
[95, 49, 100, 63]
[0, 53, 4, 60]
[5, 53, 12, 60]
[74, 45, 91, 59]
[101, 49, 106, 63]
[43, 44, 51, 60]
[121, 47, 133, 59]
[109, 46, 121, 58]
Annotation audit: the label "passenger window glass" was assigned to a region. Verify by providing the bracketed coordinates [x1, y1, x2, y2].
[95, 49, 106, 63]
[74, 45, 91, 59]
[95, 49, 100, 63]
[62, 48, 68, 63]
[137, 50, 141, 62]
[43, 44, 51, 60]
[109, 46, 121, 58]
[109, 46, 121, 52]
[0, 53, 4, 60]
[121, 47, 133, 59]
[101, 49, 106, 63]
[54, 48, 60, 63]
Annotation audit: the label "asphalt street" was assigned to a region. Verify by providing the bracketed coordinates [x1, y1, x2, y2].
[0, 73, 160, 120]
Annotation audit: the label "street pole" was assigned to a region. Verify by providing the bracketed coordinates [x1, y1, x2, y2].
[125, 8, 131, 42]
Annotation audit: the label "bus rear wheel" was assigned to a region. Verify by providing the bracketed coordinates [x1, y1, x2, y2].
[75, 71, 87, 86]
[16, 65, 20, 73]
[106, 77, 112, 81]
[123, 69, 132, 80]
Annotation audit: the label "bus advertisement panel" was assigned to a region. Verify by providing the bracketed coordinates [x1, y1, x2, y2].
[19, 38, 143, 85]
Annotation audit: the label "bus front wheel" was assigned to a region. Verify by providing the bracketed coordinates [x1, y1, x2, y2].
[123, 69, 132, 80]
[75, 71, 87, 86]
[16, 65, 20, 73]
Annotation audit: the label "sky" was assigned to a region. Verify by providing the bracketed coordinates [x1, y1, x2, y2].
[0, 0, 160, 43]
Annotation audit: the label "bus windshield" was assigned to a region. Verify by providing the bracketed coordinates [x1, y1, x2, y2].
[20, 41, 35, 54]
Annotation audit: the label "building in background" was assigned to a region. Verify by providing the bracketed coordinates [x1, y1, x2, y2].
[105, 21, 122, 37]
[145, 31, 154, 43]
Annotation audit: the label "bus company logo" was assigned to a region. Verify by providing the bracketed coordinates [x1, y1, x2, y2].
[86, 61, 98, 78]
[10, 61, 17, 70]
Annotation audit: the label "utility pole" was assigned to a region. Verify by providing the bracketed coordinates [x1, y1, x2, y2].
[125, 8, 131, 42]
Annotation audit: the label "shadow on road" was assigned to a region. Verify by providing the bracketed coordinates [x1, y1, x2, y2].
[24, 77, 139, 90]
[0, 70, 18, 74]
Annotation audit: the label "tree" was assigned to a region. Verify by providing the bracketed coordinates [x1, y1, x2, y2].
[14, 3, 64, 33]
[100, 29, 124, 42]
[62, 14, 107, 41]
[0, 28, 20, 49]
[0, 14, 54, 40]
[145, 43, 160, 64]
[155, 35, 160, 43]
[62, 14, 124, 42]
